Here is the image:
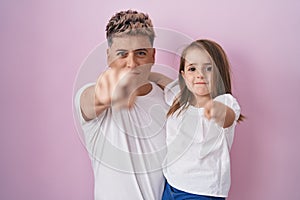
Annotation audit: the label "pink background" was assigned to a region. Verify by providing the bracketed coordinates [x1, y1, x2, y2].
[1, 0, 300, 199]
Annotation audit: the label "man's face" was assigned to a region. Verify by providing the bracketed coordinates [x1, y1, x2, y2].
[107, 35, 155, 85]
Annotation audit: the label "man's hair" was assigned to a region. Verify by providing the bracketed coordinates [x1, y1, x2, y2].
[105, 10, 155, 47]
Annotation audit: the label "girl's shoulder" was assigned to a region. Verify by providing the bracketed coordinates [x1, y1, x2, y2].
[214, 94, 241, 121]
[213, 93, 238, 106]
[164, 79, 180, 106]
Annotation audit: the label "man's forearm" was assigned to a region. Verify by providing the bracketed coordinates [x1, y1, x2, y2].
[149, 72, 173, 89]
[80, 85, 109, 121]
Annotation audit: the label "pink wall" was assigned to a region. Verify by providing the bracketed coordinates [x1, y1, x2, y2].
[1, 0, 300, 199]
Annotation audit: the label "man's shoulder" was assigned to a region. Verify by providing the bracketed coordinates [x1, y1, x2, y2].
[144, 82, 166, 100]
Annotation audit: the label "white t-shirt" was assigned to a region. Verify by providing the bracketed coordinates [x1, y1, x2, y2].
[75, 82, 169, 200]
[162, 80, 241, 197]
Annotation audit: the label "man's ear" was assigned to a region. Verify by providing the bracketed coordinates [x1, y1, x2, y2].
[107, 48, 111, 66]
[107, 48, 112, 59]
[152, 48, 156, 61]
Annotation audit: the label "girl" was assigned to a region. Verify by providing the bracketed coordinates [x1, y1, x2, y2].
[152, 39, 244, 200]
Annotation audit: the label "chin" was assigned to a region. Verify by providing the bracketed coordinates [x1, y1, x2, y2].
[194, 91, 210, 97]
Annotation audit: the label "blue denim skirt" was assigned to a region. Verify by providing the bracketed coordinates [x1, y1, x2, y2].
[162, 181, 226, 200]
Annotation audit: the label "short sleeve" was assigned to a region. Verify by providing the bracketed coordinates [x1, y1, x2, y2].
[213, 94, 241, 121]
[164, 79, 180, 106]
[74, 83, 96, 125]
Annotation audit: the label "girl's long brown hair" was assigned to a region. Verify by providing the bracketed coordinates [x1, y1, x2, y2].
[167, 39, 244, 122]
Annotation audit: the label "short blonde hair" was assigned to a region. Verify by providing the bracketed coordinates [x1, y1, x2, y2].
[105, 10, 155, 46]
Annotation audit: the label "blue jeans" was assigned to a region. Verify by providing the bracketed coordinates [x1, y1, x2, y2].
[162, 181, 226, 200]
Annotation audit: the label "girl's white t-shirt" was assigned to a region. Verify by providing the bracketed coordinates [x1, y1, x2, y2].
[163, 80, 241, 197]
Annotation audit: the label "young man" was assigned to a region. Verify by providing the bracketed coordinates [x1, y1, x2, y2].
[75, 10, 170, 200]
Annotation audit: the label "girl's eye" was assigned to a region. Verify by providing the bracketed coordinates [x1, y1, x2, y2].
[188, 67, 196, 72]
[205, 66, 212, 72]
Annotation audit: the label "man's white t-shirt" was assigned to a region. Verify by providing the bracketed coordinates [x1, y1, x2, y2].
[162, 80, 241, 197]
[75, 82, 169, 200]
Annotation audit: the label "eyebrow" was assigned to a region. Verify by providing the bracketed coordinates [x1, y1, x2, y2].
[116, 48, 149, 52]
[186, 62, 212, 67]
[134, 48, 149, 52]
[116, 49, 128, 52]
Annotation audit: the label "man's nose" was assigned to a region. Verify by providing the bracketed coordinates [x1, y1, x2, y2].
[126, 53, 138, 69]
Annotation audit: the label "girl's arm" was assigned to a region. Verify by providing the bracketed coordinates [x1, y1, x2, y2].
[204, 100, 235, 128]
[149, 72, 173, 90]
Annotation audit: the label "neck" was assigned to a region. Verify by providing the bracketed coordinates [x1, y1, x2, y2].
[192, 95, 211, 108]
[136, 82, 152, 96]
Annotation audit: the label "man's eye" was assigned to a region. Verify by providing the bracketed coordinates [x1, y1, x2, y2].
[136, 51, 147, 56]
[117, 52, 127, 57]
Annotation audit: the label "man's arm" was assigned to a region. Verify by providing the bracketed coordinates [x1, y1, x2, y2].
[80, 69, 139, 121]
[79, 70, 112, 121]
[149, 72, 173, 90]
[80, 85, 109, 121]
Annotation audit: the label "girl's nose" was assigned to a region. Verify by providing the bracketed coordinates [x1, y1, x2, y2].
[196, 68, 204, 79]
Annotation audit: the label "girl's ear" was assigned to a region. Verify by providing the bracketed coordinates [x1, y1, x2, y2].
[181, 70, 186, 80]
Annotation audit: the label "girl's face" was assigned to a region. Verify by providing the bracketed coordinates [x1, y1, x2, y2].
[181, 47, 212, 99]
